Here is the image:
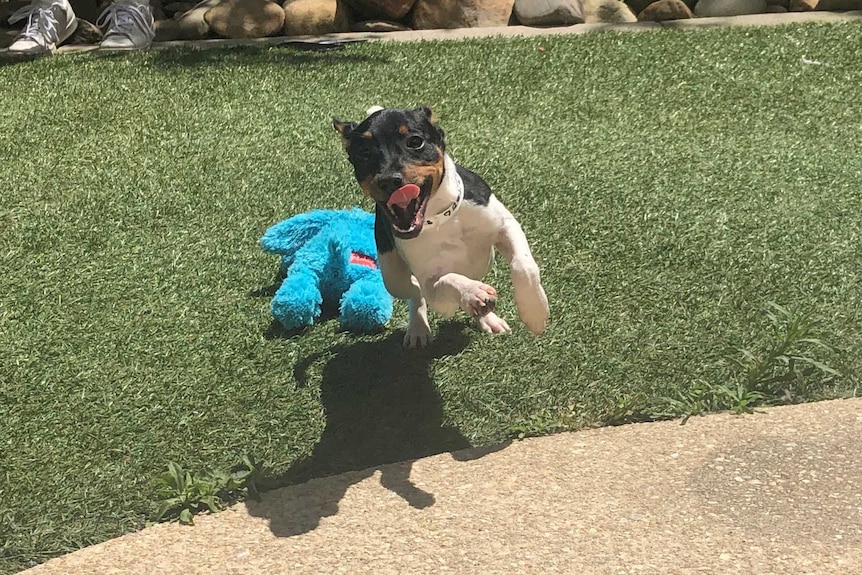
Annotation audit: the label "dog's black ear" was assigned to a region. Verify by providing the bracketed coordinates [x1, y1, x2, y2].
[332, 118, 358, 151]
[332, 118, 357, 136]
[415, 106, 439, 126]
[414, 106, 445, 149]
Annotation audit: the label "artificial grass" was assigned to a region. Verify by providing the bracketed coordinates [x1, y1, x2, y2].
[1, 21, 861, 572]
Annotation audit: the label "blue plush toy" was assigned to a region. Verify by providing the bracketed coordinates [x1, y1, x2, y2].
[260, 207, 393, 333]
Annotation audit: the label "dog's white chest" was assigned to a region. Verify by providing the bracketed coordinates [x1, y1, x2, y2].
[396, 202, 500, 287]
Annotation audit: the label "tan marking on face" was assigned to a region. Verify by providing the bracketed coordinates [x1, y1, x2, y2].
[359, 176, 374, 198]
[398, 125, 409, 135]
[362, 131, 373, 139]
[333, 120, 349, 136]
[333, 122, 351, 152]
[400, 146, 445, 198]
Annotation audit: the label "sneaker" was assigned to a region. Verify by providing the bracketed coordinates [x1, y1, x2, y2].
[97, 0, 154, 51]
[6, 0, 78, 55]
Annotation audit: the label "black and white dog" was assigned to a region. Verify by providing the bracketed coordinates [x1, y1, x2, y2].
[333, 106, 549, 347]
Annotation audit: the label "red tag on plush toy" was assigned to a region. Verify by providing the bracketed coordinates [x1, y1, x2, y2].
[350, 251, 377, 269]
[386, 184, 420, 208]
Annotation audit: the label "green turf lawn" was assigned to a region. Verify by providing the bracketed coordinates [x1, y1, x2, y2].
[2, 21, 861, 572]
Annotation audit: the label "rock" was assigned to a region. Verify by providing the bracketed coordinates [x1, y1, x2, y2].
[628, 0, 694, 11]
[155, 0, 217, 40]
[513, 0, 584, 25]
[205, 0, 285, 39]
[345, 0, 416, 19]
[637, 0, 691, 18]
[153, 18, 180, 41]
[788, 0, 815, 8]
[411, 0, 516, 29]
[350, 19, 413, 31]
[765, 3, 787, 9]
[283, 0, 351, 35]
[177, 3, 216, 38]
[583, 0, 637, 22]
[66, 19, 103, 43]
[625, 0, 657, 14]
[815, 0, 861, 8]
[693, 0, 766, 16]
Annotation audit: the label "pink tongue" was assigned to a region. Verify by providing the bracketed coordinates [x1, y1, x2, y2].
[387, 184, 420, 208]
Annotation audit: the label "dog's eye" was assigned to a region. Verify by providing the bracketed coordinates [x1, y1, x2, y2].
[405, 136, 425, 150]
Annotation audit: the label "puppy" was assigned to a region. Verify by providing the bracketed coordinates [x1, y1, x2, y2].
[333, 106, 549, 347]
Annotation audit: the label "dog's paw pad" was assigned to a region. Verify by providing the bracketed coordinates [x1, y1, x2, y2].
[477, 312, 511, 335]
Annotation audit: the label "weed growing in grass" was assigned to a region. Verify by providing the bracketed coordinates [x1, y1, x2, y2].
[653, 379, 767, 423]
[152, 456, 260, 525]
[729, 302, 840, 399]
[603, 394, 661, 426]
[655, 302, 840, 422]
[507, 402, 578, 439]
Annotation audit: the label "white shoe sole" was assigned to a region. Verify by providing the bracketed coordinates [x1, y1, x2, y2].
[5, 17, 78, 55]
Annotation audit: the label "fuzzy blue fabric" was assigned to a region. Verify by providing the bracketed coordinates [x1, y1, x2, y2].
[260, 207, 393, 333]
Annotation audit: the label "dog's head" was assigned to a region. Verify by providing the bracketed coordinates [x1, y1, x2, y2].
[333, 106, 446, 240]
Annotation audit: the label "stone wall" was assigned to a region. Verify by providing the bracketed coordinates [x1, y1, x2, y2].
[0, 0, 860, 44]
[151, 0, 862, 39]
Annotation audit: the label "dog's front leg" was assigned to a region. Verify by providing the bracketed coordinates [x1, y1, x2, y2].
[378, 250, 432, 348]
[493, 202, 549, 334]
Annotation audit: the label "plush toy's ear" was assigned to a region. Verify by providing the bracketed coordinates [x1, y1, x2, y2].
[261, 210, 342, 263]
[333, 118, 358, 152]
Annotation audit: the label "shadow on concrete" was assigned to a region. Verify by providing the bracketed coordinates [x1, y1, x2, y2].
[246, 321, 510, 537]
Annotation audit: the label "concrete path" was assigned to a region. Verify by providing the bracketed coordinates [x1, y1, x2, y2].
[22, 399, 861, 574]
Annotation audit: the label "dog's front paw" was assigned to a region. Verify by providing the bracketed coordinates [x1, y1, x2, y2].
[461, 282, 497, 318]
[516, 284, 549, 334]
[403, 321, 433, 348]
[511, 258, 549, 335]
[477, 312, 511, 335]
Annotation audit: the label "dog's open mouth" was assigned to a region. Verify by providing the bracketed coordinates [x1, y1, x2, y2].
[381, 182, 431, 239]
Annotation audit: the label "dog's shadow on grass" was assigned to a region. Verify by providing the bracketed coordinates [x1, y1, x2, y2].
[246, 321, 510, 537]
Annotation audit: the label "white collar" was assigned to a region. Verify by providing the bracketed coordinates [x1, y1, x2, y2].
[422, 166, 464, 230]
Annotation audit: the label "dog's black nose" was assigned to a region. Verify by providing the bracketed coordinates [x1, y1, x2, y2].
[377, 173, 404, 193]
